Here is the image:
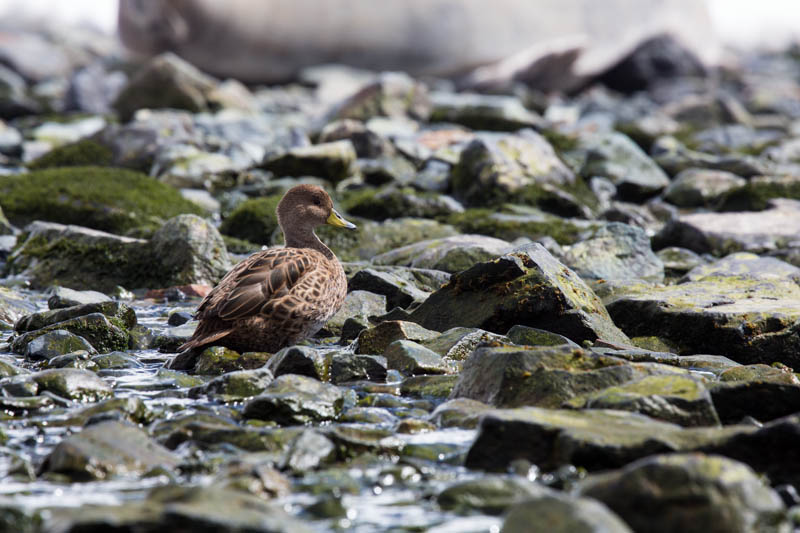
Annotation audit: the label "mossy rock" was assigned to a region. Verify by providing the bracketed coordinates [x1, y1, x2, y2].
[219, 195, 281, 245]
[0, 166, 205, 235]
[27, 139, 113, 170]
[717, 175, 800, 212]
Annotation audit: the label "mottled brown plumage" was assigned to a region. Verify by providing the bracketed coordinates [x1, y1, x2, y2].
[178, 184, 356, 353]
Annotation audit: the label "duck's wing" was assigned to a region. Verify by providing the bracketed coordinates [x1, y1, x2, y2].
[197, 248, 316, 322]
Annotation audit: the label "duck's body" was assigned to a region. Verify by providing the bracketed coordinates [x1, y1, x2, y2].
[178, 185, 356, 354]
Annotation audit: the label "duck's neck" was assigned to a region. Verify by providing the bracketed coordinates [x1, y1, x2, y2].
[285, 230, 335, 260]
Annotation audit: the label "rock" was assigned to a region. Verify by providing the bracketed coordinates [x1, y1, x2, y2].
[343, 186, 463, 220]
[0, 288, 36, 326]
[92, 351, 143, 370]
[192, 346, 269, 375]
[154, 144, 238, 187]
[562, 222, 664, 282]
[219, 194, 281, 245]
[578, 454, 787, 533]
[566, 374, 721, 427]
[452, 344, 685, 408]
[408, 243, 630, 345]
[437, 475, 549, 514]
[598, 34, 706, 93]
[0, 120, 22, 156]
[718, 174, 800, 212]
[501, 493, 633, 533]
[47, 287, 111, 309]
[329, 72, 431, 121]
[329, 352, 388, 384]
[67, 62, 128, 115]
[27, 368, 111, 401]
[657, 246, 709, 278]
[652, 135, 771, 178]
[243, 374, 345, 425]
[451, 130, 583, 209]
[420, 327, 509, 360]
[282, 430, 337, 472]
[264, 346, 329, 381]
[13, 313, 131, 355]
[167, 310, 193, 326]
[506, 325, 579, 347]
[47, 351, 98, 371]
[663, 168, 746, 207]
[318, 119, 395, 158]
[348, 268, 433, 309]
[262, 140, 356, 183]
[429, 398, 493, 429]
[691, 124, 782, 155]
[683, 252, 800, 282]
[0, 63, 39, 119]
[356, 321, 439, 355]
[113, 52, 218, 122]
[148, 214, 232, 288]
[0, 166, 204, 234]
[321, 290, 386, 337]
[710, 373, 800, 424]
[577, 132, 670, 200]
[606, 275, 800, 365]
[189, 368, 275, 401]
[384, 340, 449, 375]
[15, 301, 136, 333]
[26, 138, 112, 170]
[429, 92, 543, 131]
[23, 330, 97, 361]
[356, 155, 418, 186]
[373, 234, 512, 273]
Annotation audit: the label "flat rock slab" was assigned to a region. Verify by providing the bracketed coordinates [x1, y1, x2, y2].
[43, 420, 179, 480]
[654, 198, 800, 255]
[409, 243, 629, 345]
[607, 276, 800, 365]
[372, 234, 512, 273]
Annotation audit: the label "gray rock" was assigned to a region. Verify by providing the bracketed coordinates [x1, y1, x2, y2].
[329, 352, 388, 384]
[566, 374, 721, 427]
[506, 325, 579, 347]
[67, 62, 128, 115]
[154, 144, 238, 187]
[710, 371, 800, 424]
[356, 320, 439, 355]
[167, 310, 193, 326]
[717, 174, 800, 212]
[429, 92, 543, 131]
[26, 368, 111, 401]
[577, 131, 670, 200]
[451, 130, 579, 208]
[282, 429, 337, 472]
[262, 140, 356, 183]
[47, 351, 98, 371]
[654, 199, 800, 255]
[562, 222, 664, 282]
[348, 268, 433, 309]
[243, 374, 345, 425]
[318, 119, 395, 158]
[384, 340, 449, 375]
[328, 72, 431, 121]
[578, 454, 787, 533]
[43, 419, 179, 480]
[373, 234, 512, 273]
[15, 301, 136, 333]
[356, 155, 417, 185]
[92, 351, 144, 370]
[664, 168, 746, 207]
[321, 290, 386, 336]
[420, 327, 509, 360]
[683, 252, 800, 282]
[437, 475, 550, 515]
[501, 493, 633, 533]
[0, 288, 37, 327]
[657, 246, 709, 277]
[24, 330, 97, 361]
[0, 121, 22, 156]
[0, 30, 75, 83]
[607, 275, 800, 365]
[47, 287, 111, 309]
[429, 398, 493, 429]
[113, 52, 218, 121]
[652, 135, 771, 178]
[344, 185, 464, 220]
[408, 243, 630, 345]
[264, 346, 328, 381]
[691, 124, 782, 155]
[13, 313, 131, 355]
[189, 368, 274, 401]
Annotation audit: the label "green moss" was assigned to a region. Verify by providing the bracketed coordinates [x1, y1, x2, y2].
[219, 195, 282, 245]
[443, 208, 594, 244]
[0, 166, 205, 235]
[221, 235, 260, 254]
[717, 179, 800, 211]
[540, 128, 579, 154]
[27, 139, 113, 170]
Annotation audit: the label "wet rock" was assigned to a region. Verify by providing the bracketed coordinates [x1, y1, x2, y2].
[219, 194, 281, 245]
[23, 330, 97, 361]
[282, 429, 337, 472]
[606, 275, 800, 365]
[265, 346, 328, 381]
[506, 325, 579, 348]
[566, 374, 721, 427]
[26, 368, 111, 401]
[149, 214, 232, 288]
[329, 352, 388, 384]
[429, 398, 492, 429]
[0, 355, 26, 378]
[577, 131, 670, 200]
[562, 222, 664, 283]
[167, 310, 193, 326]
[47, 351, 98, 371]
[321, 290, 386, 337]
[13, 313, 131, 355]
[193, 346, 269, 375]
[340, 406, 398, 425]
[420, 327, 509, 361]
[243, 374, 345, 425]
[329, 72, 431, 121]
[47, 287, 111, 309]
[0, 166, 204, 234]
[718, 174, 800, 212]
[598, 35, 705, 93]
[501, 493, 633, 533]
[15, 301, 136, 333]
[384, 340, 449, 375]
[663, 168, 746, 207]
[0, 288, 37, 327]
[356, 320, 439, 355]
[437, 475, 549, 515]
[348, 268, 433, 309]
[451, 130, 581, 209]
[408, 243, 630, 345]
[113, 52, 218, 122]
[373, 234, 512, 273]
[190, 368, 274, 401]
[453, 344, 685, 408]
[429, 92, 543, 131]
[262, 140, 356, 183]
[62, 397, 153, 427]
[92, 351, 143, 370]
[579, 454, 787, 533]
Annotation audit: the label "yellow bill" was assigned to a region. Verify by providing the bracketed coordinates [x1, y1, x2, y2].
[327, 209, 357, 229]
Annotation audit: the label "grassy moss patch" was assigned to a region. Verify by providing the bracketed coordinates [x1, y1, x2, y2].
[219, 195, 282, 245]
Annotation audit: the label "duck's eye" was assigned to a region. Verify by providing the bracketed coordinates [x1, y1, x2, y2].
[313, 198, 322, 206]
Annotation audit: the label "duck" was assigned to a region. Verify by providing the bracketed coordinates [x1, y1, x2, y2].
[178, 184, 357, 354]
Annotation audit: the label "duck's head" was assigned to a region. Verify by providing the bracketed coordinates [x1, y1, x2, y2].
[277, 185, 357, 237]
